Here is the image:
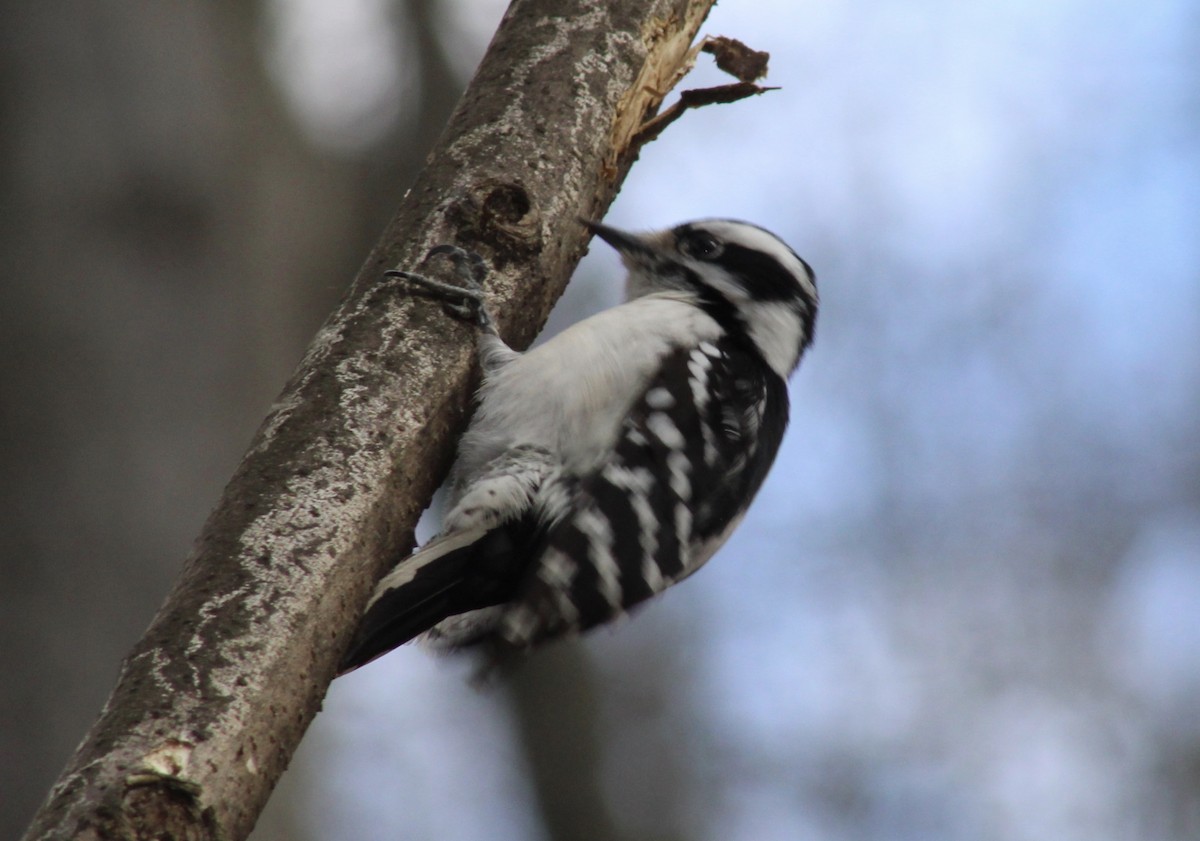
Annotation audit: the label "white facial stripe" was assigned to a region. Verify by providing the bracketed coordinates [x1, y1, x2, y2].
[693, 219, 816, 300]
[691, 262, 749, 301]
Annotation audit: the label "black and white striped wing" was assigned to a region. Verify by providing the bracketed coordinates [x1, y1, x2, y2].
[498, 337, 790, 647]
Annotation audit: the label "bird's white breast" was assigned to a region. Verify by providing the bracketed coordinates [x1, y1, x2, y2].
[453, 293, 721, 487]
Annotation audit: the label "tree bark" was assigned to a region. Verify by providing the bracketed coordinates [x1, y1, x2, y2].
[20, 1, 717, 839]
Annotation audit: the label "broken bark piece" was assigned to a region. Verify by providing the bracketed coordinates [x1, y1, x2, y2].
[702, 36, 770, 82]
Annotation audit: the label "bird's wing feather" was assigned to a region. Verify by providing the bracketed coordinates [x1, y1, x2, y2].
[495, 339, 788, 648]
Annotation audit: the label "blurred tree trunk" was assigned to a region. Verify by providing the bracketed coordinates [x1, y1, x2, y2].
[0, 0, 469, 838]
[509, 631, 693, 841]
[14, 1, 718, 839]
[509, 645, 625, 841]
[0, 3, 369, 839]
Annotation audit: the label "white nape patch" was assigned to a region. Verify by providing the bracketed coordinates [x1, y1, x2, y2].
[742, 300, 806, 379]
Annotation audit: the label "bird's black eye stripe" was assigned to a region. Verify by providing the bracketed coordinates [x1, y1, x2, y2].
[717, 244, 814, 304]
[678, 230, 723, 260]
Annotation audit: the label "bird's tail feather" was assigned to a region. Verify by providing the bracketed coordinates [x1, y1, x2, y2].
[337, 525, 526, 675]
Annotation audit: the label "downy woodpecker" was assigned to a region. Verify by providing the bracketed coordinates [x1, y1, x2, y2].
[339, 219, 817, 673]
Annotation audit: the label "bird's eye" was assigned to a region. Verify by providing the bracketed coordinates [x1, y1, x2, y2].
[681, 232, 723, 260]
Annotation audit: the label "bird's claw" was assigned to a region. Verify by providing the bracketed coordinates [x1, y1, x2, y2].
[383, 245, 495, 332]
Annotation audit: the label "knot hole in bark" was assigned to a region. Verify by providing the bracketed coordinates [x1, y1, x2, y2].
[450, 180, 542, 265]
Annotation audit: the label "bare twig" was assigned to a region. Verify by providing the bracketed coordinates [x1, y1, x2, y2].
[632, 81, 778, 147]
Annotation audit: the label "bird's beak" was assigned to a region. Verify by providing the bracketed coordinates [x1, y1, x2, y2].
[579, 218, 656, 259]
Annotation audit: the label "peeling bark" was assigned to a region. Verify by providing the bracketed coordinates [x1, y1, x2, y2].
[19, 1, 741, 839]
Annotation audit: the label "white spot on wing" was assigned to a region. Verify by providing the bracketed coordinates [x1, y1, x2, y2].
[603, 464, 661, 593]
[540, 548, 577, 588]
[646, 387, 674, 409]
[688, 347, 718, 464]
[674, 503, 693, 569]
[576, 509, 623, 608]
[666, 450, 691, 503]
[642, 553, 665, 593]
[646, 411, 684, 450]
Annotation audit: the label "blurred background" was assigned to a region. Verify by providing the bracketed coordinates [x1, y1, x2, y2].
[3, 1, 1198, 839]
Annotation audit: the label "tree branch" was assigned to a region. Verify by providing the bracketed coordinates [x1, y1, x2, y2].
[16, 1, 774, 839]
[632, 81, 778, 147]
